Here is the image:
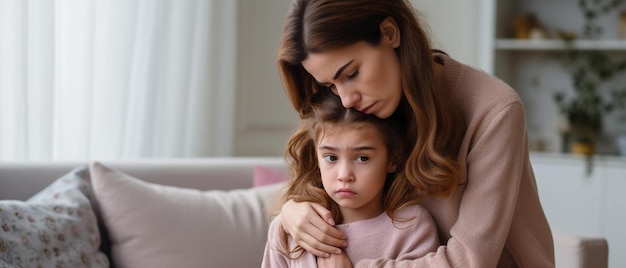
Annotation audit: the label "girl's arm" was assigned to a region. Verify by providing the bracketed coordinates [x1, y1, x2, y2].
[262, 216, 290, 268]
[279, 199, 348, 257]
[317, 252, 353, 268]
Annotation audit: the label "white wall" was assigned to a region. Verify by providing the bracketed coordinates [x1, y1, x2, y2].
[233, 0, 299, 156]
[233, 0, 481, 156]
[410, 0, 480, 68]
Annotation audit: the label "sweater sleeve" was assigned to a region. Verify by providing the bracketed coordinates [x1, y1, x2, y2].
[356, 103, 527, 268]
[262, 215, 290, 268]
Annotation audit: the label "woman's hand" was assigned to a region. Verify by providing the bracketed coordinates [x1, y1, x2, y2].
[317, 252, 353, 268]
[280, 199, 347, 257]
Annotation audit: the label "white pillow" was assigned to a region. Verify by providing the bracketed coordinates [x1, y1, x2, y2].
[89, 162, 282, 268]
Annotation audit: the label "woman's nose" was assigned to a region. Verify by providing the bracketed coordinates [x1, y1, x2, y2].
[335, 85, 361, 109]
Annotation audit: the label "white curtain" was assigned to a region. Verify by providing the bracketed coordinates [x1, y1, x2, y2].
[0, 0, 236, 160]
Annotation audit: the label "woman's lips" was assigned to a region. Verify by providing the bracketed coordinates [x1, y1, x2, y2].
[359, 102, 375, 114]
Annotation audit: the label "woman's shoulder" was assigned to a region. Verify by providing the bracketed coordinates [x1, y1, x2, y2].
[439, 53, 521, 105]
[440, 54, 524, 124]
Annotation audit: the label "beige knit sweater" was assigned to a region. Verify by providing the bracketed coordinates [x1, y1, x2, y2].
[357, 54, 555, 268]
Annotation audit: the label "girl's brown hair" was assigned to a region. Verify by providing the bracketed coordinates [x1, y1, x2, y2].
[274, 90, 419, 258]
[277, 0, 465, 198]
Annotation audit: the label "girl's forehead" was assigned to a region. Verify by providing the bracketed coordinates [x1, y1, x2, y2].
[316, 123, 379, 139]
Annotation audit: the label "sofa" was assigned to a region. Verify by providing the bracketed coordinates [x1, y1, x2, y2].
[0, 157, 608, 267]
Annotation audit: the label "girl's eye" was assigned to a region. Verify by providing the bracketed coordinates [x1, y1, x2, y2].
[355, 156, 369, 162]
[324, 155, 338, 162]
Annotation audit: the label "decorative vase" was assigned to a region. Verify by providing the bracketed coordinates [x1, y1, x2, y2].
[570, 141, 595, 155]
[561, 126, 599, 156]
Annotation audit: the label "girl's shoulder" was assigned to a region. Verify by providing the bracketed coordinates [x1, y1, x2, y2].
[396, 204, 430, 218]
[394, 204, 436, 229]
[267, 213, 283, 236]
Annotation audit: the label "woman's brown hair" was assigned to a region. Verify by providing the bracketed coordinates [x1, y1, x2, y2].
[274, 90, 419, 258]
[277, 0, 465, 198]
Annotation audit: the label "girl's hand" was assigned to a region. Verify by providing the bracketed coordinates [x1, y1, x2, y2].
[317, 252, 353, 268]
[280, 199, 347, 257]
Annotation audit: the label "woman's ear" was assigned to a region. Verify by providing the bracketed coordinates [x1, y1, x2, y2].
[380, 17, 400, 48]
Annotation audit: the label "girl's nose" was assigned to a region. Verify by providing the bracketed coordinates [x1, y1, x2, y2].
[337, 162, 355, 182]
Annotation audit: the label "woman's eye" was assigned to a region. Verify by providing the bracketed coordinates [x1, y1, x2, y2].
[355, 156, 369, 162]
[328, 85, 337, 94]
[324, 155, 338, 162]
[347, 69, 359, 79]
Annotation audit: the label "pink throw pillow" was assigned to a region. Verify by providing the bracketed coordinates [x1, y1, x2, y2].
[253, 165, 287, 187]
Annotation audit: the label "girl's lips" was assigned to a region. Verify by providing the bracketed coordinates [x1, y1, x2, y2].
[336, 188, 356, 197]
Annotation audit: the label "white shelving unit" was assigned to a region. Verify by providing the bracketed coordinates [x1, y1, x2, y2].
[495, 39, 626, 50]
[478, 0, 626, 155]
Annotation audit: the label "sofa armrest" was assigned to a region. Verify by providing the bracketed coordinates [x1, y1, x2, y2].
[553, 230, 608, 268]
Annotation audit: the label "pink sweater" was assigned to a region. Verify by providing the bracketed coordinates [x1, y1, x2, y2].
[356, 55, 555, 267]
[262, 205, 439, 268]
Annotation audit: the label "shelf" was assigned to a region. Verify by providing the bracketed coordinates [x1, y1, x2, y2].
[495, 39, 626, 51]
[530, 152, 626, 167]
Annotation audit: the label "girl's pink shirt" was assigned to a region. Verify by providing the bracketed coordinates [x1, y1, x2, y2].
[262, 204, 439, 268]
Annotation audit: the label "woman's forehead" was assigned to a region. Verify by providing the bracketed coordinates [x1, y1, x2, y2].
[302, 42, 367, 83]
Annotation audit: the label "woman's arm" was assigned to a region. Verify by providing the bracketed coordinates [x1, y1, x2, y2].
[357, 103, 530, 267]
[280, 199, 348, 257]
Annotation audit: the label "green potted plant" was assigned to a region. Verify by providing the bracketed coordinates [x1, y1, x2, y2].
[554, 49, 626, 154]
[553, 0, 626, 155]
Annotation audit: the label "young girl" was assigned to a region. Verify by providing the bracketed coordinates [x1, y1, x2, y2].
[277, 0, 554, 267]
[261, 90, 439, 267]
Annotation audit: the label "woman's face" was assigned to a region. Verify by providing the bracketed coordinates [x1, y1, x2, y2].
[301, 21, 402, 119]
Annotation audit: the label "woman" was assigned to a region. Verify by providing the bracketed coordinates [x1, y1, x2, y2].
[262, 90, 438, 267]
[276, 0, 555, 267]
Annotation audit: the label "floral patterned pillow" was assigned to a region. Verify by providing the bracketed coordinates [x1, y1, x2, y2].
[0, 166, 109, 267]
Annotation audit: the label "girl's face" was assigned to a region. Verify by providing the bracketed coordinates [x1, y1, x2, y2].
[316, 123, 395, 223]
[301, 20, 402, 119]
